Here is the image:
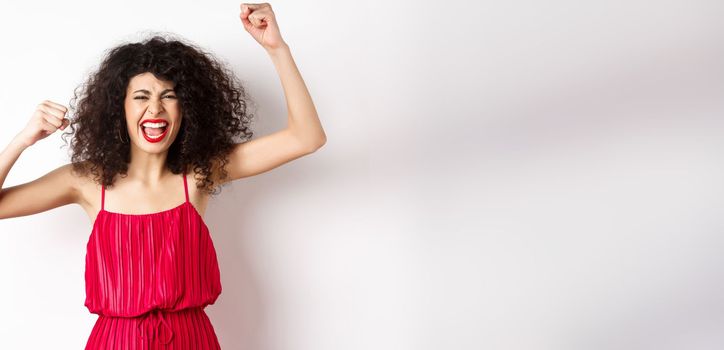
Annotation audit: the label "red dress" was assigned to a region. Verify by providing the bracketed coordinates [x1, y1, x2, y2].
[84, 170, 223, 349]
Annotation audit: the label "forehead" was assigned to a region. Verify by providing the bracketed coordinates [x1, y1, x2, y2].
[127, 72, 175, 91]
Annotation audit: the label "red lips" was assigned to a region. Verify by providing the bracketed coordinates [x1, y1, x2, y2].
[140, 119, 169, 143]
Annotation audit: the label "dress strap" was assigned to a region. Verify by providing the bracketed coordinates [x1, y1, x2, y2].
[182, 170, 189, 203]
[101, 184, 105, 211]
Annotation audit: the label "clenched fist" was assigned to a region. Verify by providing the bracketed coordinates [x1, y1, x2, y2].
[240, 3, 287, 51]
[15, 100, 70, 148]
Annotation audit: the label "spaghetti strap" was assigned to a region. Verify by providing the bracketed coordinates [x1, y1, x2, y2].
[101, 184, 105, 210]
[182, 170, 189, 203]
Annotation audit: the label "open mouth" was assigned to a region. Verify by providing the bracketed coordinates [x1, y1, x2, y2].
[140, 120, 169, 143]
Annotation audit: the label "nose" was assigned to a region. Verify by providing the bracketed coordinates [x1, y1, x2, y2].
[146, 98, 164, 115]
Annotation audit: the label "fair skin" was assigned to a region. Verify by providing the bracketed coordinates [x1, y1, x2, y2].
[0, 2, 326, 224]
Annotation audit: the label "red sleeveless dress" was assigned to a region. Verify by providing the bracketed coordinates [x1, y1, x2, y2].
[84, 171, 223, 349]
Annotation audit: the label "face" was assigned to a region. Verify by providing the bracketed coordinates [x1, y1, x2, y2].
[123, 72, 182, 151]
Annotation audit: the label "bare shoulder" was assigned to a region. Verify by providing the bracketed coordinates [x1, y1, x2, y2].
[70, 161, 102, 206]
[52, 161, 99, 207]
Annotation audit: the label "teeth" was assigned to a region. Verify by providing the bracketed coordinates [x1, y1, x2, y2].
[142, 121, 168, 128]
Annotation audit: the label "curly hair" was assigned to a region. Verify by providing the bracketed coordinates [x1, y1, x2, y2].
[60, 32, 255, 196]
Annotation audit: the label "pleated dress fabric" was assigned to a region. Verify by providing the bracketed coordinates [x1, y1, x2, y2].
[84, 171, 223, 349]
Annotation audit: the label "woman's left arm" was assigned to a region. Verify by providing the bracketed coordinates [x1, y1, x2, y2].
[266, 43, 326, 148]
[219, 3, 326, 183]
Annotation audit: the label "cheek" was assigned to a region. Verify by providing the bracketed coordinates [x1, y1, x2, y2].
[123, 108, 138, 125]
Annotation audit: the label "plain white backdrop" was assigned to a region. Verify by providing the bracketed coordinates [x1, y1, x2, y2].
[1, 0, 723, 349]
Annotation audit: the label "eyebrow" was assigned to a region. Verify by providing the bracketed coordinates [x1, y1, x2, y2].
[132, 89, 175, 94]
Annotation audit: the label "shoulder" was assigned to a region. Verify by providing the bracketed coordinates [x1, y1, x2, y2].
[58, 162, 83, 192]
[65, 161, 102, 204]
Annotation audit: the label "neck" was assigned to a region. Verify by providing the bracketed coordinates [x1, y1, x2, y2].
[127, 145, 171, 186]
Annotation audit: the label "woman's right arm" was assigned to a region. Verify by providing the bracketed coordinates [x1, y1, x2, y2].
[0, 101, 75, 220]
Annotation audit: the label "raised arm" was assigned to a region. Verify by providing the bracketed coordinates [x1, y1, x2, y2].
[0, 100, 76, 220]
[215, 3, 326, 184]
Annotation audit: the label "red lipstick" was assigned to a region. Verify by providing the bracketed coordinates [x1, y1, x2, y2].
[140, 119, 169, 143]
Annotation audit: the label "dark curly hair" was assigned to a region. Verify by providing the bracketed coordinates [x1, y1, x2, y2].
[61, 32, 255, 196]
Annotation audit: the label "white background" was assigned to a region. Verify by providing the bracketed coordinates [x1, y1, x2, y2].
[1, 0, 723, 349]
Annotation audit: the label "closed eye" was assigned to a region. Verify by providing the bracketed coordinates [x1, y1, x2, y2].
[134, 95, 177, 100]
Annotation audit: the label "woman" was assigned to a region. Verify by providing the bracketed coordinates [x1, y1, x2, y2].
[0, 3, 325, 349]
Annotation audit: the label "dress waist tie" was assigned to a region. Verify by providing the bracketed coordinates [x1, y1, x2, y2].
[136, 309, 174, 345]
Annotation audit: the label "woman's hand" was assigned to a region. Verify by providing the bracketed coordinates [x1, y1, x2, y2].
[15, 100, 69, 148]
[239, 3, 287, 52]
